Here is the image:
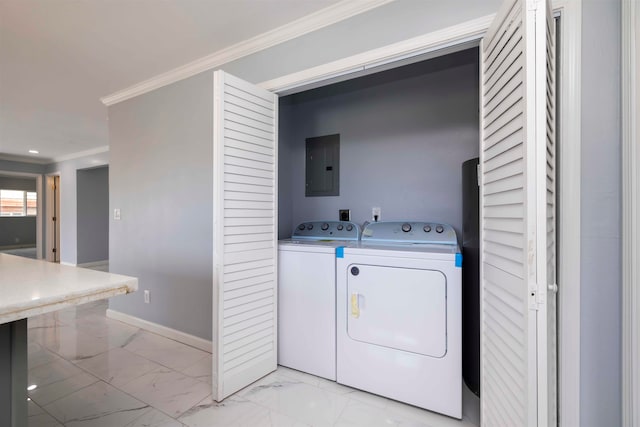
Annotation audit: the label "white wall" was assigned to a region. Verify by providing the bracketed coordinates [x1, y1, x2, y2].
[279, 49, 479, 238]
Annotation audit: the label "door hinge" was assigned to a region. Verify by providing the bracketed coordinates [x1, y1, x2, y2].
[52, 248, 57, 253]
[476, 164, 481, 187]
[52, 217, 56, 221]
[548, 283, 558, 293]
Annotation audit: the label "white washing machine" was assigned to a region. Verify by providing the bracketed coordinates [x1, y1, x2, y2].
[336, 221, 462, 418]
[278, 221, 360, 380]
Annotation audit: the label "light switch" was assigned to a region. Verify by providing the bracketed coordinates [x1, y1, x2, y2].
[114, 208, 121, 220]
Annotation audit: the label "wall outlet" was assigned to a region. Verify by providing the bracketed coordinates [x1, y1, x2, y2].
[339, 209, 351, 221]
[372, 207, 381, 222]
[114, 208, 121, 220]
[144, 290, 150, 304]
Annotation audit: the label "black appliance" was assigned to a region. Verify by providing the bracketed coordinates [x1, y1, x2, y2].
[462, 157, 480, 397]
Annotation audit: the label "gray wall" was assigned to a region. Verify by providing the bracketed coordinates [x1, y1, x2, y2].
[580, 1, 621, 425]
[45, 152, 109, 265]
[76, 166, 109, 264]
[0, 218, 36, 247]
[108, 71, 214, 340]
[0, 176, 36, 192]
[0, 176, 37, 247]
[279, 50, 479, 239]
[0, 160, 45, 175]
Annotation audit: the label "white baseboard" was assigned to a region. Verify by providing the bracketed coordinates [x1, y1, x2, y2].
[77, 260, 109, 268]
[60, 261, 76, 267]
[106, 309, 212, 353]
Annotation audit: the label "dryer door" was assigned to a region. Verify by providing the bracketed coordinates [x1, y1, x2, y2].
[346, 264, 446, 357]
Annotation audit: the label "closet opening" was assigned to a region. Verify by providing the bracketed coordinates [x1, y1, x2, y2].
[277, 47, 483, 424]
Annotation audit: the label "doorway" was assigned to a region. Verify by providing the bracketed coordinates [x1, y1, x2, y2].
[76, 166, 109, 270]
[272, 4, 574, 420]
[46, 175, 60, 263]
[278, 46, 482, 423]
[0, 171, 43, 260]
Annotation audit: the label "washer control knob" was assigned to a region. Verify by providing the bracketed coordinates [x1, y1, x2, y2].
[337, 224, 344, 231]
[298, 224, 306, 231]
[435, 225, 444, 233]
[423, 225, 432, 233]
[321, 223, 329, 231]
[346, 224, 353, 232]
[401, 223, 412, 232]
[307, 224, 314, 230]
[351, 267, 360, 276]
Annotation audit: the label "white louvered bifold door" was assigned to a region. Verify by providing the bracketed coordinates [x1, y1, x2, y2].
[480, 0, 556, 425]
[212, 71, 278, 401]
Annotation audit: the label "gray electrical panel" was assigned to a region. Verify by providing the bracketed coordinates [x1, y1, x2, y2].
[305, 134, 340, 197]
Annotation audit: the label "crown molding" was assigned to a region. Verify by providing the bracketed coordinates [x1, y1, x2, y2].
[51, 145, 109, 163]
[100, 0, 393, 106]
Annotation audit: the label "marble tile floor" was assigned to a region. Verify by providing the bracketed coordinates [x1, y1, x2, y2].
[0, 246, 38, 259]
[27, 300, 480, 427]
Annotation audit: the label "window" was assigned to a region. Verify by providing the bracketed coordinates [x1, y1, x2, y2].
[0, 190, 37, 217]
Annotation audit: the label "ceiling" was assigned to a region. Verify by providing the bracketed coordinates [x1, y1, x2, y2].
[0, 0, 342, 163]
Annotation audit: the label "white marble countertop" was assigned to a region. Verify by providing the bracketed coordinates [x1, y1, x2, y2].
[0, 254, 138, 324]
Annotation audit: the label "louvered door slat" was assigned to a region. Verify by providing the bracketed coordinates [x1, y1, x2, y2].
[225, 120, 274, 141]
[224, 317, 273, 341]
[213, 71, 278, 401]
[225, 128, 275, 149]
[225, 93, 275, 118]
[481, 0, 557, 425]
[225, 149, 274, 166]
[224, 304, 273, 327]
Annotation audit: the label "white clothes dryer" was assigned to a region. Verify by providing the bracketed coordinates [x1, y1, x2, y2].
[336, 221, 462, 418]
[278, 221, 360, 380]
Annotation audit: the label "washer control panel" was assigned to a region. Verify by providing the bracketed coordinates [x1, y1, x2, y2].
[292, 221, 360, 241]
[362, 221, 457, 245]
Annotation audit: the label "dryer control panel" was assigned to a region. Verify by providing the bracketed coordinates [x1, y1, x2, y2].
[292, 221, 361, 241]
[362, 221, 457, 245]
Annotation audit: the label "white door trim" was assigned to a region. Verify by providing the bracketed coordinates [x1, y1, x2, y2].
[0, 170, 43, 260]
[45, 173, 61, 263]
[553, 2, 582, 426]
[622, 1, 639, 425]
[258, 14, 493, 95]
[259, 2, 582, 424]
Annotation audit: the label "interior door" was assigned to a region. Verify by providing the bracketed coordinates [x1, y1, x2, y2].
[212, 70, 278, 400]
[479, 0, 556, 425]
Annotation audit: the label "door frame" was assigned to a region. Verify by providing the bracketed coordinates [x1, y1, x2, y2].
[258, 1, 581, 424]
[622, 1, 639, 425]
[0, 171, 43, 259]
[45, 173, 61, 262]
